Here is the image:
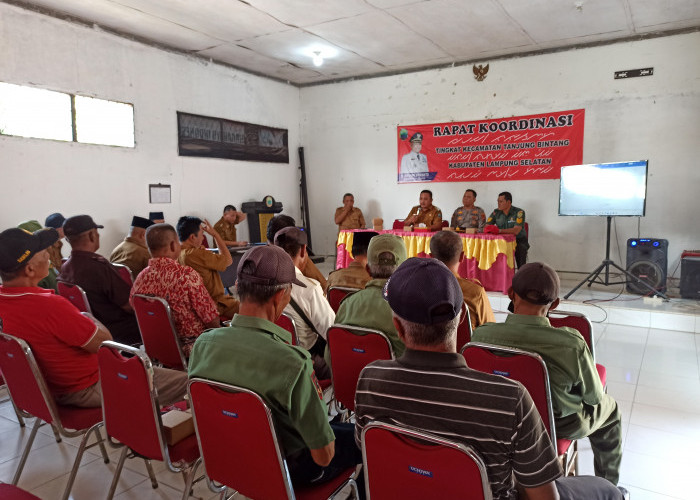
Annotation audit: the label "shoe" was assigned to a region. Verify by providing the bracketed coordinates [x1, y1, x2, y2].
[617, 486, 630, 500]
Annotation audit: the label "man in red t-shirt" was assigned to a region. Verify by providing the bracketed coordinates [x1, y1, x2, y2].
[0, 227, 187, 408]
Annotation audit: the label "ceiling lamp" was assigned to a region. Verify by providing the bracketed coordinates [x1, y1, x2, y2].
[312, 51, 323, 67]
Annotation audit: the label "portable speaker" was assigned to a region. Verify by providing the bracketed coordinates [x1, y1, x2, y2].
[680, 253, 700, 299]
[626, 238, 668, 294]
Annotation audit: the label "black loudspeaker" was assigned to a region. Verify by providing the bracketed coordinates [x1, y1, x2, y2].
[680, 254, 700, 299]
[626, 238, 668, 294]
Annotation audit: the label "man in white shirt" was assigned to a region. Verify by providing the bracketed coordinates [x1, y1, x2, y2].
[274, 226, 335, 378]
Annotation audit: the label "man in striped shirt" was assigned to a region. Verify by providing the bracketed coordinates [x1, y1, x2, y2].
[354, 258, 624, 500]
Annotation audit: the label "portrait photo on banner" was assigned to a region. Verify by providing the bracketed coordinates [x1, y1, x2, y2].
[397, 109, 585, 184]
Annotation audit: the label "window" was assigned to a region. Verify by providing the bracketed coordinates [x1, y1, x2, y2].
[0, 82, 134, 148]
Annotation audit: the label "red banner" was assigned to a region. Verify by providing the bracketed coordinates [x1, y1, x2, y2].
[397, 109, 584, 183]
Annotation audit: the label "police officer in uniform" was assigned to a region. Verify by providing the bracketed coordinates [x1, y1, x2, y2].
[400, 132, 429, 175]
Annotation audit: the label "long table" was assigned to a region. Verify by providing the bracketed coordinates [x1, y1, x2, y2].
[336, 229, 516, 293]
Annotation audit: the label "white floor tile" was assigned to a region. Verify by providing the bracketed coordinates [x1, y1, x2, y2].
[605, 381, 637, 402]
[649, 311, 696, 332]
[619, 450, 696, 500]
[624, 424, 700, 465]
[629, 403, 700, 439]
[634, 385, 700, 414]
[608, 308, 651, 328]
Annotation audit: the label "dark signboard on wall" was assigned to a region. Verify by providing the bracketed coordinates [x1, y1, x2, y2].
[177, 112, 289, 163]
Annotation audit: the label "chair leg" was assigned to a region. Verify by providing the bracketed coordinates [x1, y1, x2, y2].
[50, 424, 63, 443]
[10, 400, 25, 427]
[107, 447, 129, 500]
[144, 459, 158, 488]
[60, 423, 101, 500]
[180, 459, 201, 500]
[12, 417, 42, 485]
[93, 426, 110, 464]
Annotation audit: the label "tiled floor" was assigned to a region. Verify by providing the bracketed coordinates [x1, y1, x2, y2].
[1, 258, 698, 499]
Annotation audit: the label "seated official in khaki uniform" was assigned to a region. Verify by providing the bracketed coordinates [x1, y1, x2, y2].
[177, 216, 239, 319]
[404, 189, 443, 231]
[326, 231, 377, 292]
[213, 204, 248, 247]
[109, 215, 154, 278]
[334, 193, 365, 231]
[429, 230, 495, 329]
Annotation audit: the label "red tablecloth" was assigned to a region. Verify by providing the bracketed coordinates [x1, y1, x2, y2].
[336, 229, 516, 293]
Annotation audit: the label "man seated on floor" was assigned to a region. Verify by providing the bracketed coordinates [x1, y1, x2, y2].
[330, 233, 407, 362]
[60, 215, 141, 345]
[355, 258, 626, 500]
[177, 216, 239, 319]
[213, 204, 248, 247]
[429, 230, 496, 329]
[188, 245, 362, 489]
[131, 224, 220, 357]
[267, 215, 328, 291]
[109, 215, 154, 278]
[325, 231, 377, 292]
[473, 262, 623, 487]
[274, 226, 335, 379]
[0, 227, 187, 408]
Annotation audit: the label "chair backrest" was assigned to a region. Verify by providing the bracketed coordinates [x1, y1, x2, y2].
[361, 421, 492, 500]
[57, 281, 92, 314]
[327, 286, 360, 313]
[441, 219, 449, 228]
[548, 310, 596, 361]
[111, 263, 134, 287]
[392, 219, 405, 230]
[0, 332, 58, 426]
[456, 306, 473, 351]
[132, 294, 187, 370]
[97, 341, 167, 462]
[461, 342, 557, 441]
[188, 379, 294, 500]
[274, 312, 298, 346]
[327, 325, 394, 411]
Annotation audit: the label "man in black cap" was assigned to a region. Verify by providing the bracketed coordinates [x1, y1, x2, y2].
[399, 132, 429, 175]
[188, 245, 362, 489]
[355, 258, 625, 500]
[109, 216, 154, 277]
[473, 262, 623, 488]
[59, 215, 141, 345]
[44, 212, 66, 272]
[0, 226, 187, 408]
[325, 231, 377, 292]
[149, 211, 165, 224]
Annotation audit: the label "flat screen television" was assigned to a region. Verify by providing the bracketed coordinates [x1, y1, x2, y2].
[559, 160, 648, 216]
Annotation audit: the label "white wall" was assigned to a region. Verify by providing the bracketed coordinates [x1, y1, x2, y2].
[0, 3, 301, 255]
[300, 33, 700, 276]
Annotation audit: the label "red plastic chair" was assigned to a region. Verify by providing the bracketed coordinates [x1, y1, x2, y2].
[56, 281, 92, 314]
[549, 310, 607, 387]
[461, 342, 578, 476]
[327, 325, 394, 412]
[0, 484, 41, 500]
[188, 378, 358, 500]
[392, 219, 406, 230]
[111, 263, 134, 286]
[1, 373, 26, 427]
[275, 312, 299, 345]
[0, 332, 109, 500]
[456, 306, 473, 352]
[132, 294, 187, 370]
[361, 421, 492, 500]
[327, 286, 360, 313]
[441, 219, 449, 228]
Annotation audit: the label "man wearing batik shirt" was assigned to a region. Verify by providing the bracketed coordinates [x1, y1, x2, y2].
[130, 224, 220, 356]
[450, 189, 486, 231]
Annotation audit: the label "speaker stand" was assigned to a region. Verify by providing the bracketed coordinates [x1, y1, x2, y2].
[564, 216, 669, 300]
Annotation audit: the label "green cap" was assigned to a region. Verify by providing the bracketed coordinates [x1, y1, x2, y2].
[367, 234, 406, 267]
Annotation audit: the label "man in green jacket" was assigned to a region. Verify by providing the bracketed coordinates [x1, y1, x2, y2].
[473, 262, 622, 486]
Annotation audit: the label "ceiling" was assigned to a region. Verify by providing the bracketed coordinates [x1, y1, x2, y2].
[11, 0, 700, 86]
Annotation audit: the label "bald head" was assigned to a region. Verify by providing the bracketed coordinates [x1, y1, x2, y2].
[146, 223, 179, 258]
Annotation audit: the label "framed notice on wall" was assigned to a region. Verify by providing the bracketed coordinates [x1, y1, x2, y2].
[149, 184, 171, 204]
[177, 112, 289, 163]
[397, 109, 585, 183]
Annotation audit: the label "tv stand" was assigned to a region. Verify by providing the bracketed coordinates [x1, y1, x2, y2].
[564, 216, 669, 300]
